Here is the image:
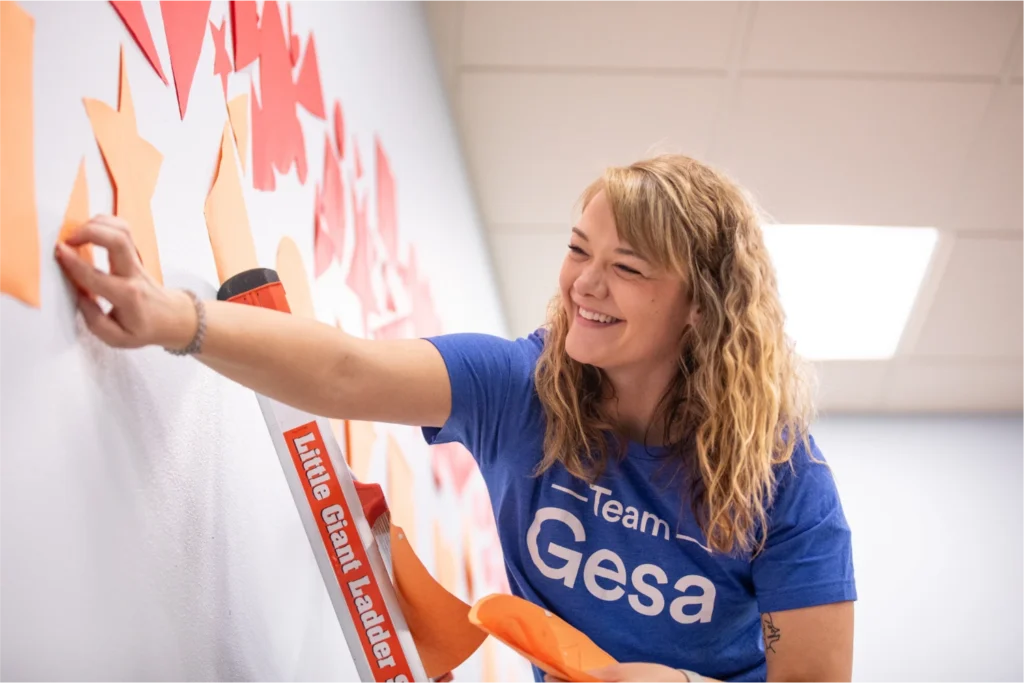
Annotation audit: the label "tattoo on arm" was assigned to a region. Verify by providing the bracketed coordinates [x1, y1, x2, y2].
[761, 613, 781, 653]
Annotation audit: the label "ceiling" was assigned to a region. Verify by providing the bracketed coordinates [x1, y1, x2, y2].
[425, 1, 1023, 414]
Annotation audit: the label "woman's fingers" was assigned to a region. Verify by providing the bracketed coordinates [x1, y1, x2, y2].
[77, 293, 131, 347]
[56, 242, 126, 305]
[63, 215, 140, 276]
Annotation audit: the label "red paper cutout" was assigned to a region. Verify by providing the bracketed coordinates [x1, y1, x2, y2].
[314, 133, 346, 277]
[250, 0, 307, 191]
[295, 33, 325, 119]
[354, 140, 363, 178]
[110, 1, 168, 85]
[400, 247, 444, 337]
[347, 183, 377, 324]
[210, 18, 232, 100]
[160, 0, 211, 119]
[432, 443, 476, 497]
[287, 3, 300, 66]
[376, 137, 399, 265]
[333, 100, 345, 158]
[230, 0, 259, 70]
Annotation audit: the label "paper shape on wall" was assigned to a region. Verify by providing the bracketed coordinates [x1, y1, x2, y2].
[295, 34, 325, 119]
[0, 2, 40, 307]
[210, 18, 232, 99]
[110, 1, 169, 85]
[230, 0, 260, 70]
[286, 3, 300, 66]
[391, 523, 487, 678]
[0, 0, 37, 307]
[204, 123, 259, 284]
[58, 159, 95, 268]
[376, 138, 400, 265]
[161, 0, 211, 119]
[227, 94, 249, 175]
[250, 0, 309, 191]
[275, 237, 315, 319]
[469, 594, 617, 683]
[400, 247, 444, 337]
[387, 435, 416, 548]
[83, 46, 165, 284]
[333, 101, 345, 158]
[314, 134, 345, 277]
[345, 420, 376, 481]
[347, 184, 377, 325]
[354, 140, 364, 179]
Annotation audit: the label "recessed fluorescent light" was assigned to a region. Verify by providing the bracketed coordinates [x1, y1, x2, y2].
[761, 224, 939, 361]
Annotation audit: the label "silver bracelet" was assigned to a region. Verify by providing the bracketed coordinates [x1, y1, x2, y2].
[679, 670, 705, 682]
[165, 290, 206, 356]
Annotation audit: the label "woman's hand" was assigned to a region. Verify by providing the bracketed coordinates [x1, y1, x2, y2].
[55, 215, 197, 350]
[545, 663, 690, 682]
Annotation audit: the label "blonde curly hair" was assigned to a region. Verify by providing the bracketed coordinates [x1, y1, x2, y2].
[534, 155, 816, 555]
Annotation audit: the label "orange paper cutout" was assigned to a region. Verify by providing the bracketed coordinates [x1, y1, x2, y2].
[227, 94, 249, 175]
[391, 523, 487, 679]
[434, 521, 458, 595]
[83, 46, 164, 284]
[0, 2, 40, 307]
[469, 594, 617, 682]
[346, 421, 376, 481]
[386, 435, 416, 548]
[58, 159, 94, 267]
[204, 123, 258, 284]
[275, 237, 315, 319]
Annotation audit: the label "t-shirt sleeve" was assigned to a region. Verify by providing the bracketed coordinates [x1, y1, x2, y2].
[751, 434, 857, 614]
[420, 332, 526, 469]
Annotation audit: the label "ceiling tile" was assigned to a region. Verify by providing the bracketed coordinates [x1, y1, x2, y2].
[711, 77, 993, 227]
[461, 1, 741, 70]
[884, 360, 1023, 412]
[743, 1, 1021, 76]
[459, 72, 726, 225]
[489, 230, 568, 339]
[813, 361, 889, 414]
[947, 85, 1023, 232]
[908, 237, 1023, 359]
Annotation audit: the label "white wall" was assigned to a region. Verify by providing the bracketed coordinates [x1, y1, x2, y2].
[812, 415, 1023, 682]
[1, 1, 509, 680]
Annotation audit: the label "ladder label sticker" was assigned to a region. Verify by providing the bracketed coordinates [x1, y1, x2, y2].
[284, 420, 413, 682]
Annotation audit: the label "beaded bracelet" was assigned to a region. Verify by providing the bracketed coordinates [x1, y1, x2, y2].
[165, 289, 206, 356]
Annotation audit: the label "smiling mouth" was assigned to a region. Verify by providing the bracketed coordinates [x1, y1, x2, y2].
[577, 306, 622, 324]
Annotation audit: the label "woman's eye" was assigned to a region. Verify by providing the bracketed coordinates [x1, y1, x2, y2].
[568, 244, 586, 256]
[616, 264, 642, 276]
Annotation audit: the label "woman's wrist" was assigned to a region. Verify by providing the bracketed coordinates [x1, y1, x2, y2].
[158, 288, 202, 352]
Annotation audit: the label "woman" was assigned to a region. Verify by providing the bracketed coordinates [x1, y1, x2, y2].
[55, 155, 856, 682]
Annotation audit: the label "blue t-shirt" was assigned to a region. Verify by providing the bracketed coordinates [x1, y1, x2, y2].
[422, 331, 856, 682]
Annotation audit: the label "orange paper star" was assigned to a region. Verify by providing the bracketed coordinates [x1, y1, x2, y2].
[83, 45, 164, 283]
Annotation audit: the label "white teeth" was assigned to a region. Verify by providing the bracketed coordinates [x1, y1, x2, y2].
[579, 307, 617, 324]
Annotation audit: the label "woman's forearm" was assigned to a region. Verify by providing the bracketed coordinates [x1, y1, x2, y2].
[165, 290, 358, 418]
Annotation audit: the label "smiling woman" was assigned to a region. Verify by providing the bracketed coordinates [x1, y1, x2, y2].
[55, 154, 855, 683]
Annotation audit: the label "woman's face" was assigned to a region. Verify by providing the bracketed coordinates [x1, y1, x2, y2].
[559, 190, 694, 376]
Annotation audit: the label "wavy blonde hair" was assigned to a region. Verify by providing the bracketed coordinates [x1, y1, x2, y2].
[534, 155, 816, 556]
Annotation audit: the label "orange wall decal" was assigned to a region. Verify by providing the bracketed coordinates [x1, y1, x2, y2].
[0, 1, 40, 307]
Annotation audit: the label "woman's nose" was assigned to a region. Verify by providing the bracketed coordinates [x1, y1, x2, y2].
[574, 262, 607, 298]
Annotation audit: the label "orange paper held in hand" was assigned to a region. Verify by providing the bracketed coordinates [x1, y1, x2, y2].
[204, 123, 259, 284]
[390, 523, 487, 679]
[0, 2, 40, 307]
[469, 594, 617, 682]
[83, 45, 164, 284]
[275, 237, 315, 319]
[58, 159, 94, 267]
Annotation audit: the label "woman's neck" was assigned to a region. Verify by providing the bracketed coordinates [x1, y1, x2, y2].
[601, 361, 679, 447]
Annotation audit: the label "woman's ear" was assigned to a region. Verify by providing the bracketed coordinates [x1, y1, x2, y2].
[687, 303, 700, 327]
